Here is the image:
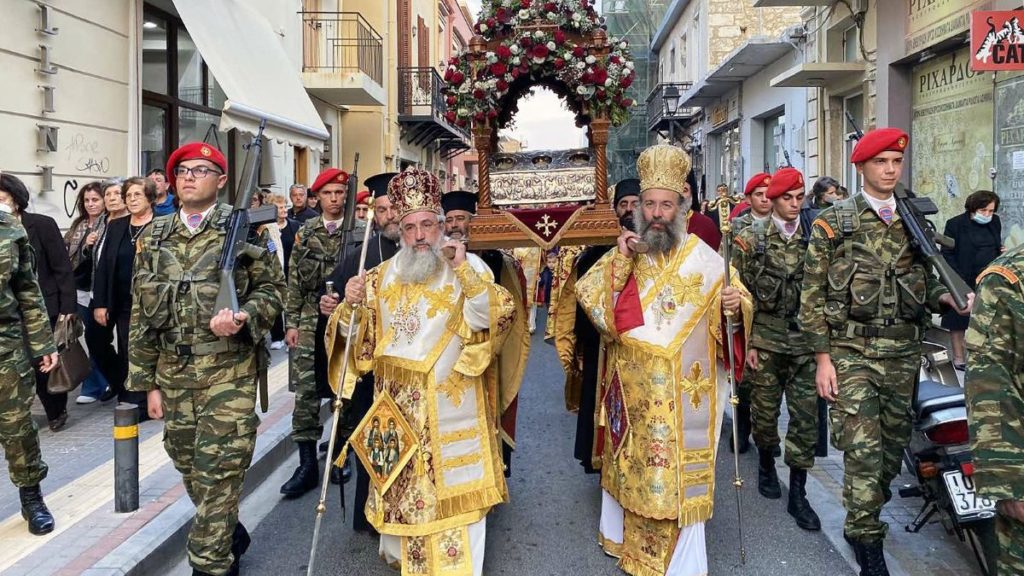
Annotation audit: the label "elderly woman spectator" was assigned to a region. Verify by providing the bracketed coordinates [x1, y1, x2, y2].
[942, 190, 1003, 370]
[93, 177, 155, 415]
[64, 181, 112, 404]
[262, 193, 300, 349]
[87, 179, 128, 403]
[0, 174, 76, 431]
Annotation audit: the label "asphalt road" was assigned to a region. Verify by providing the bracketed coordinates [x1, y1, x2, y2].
[233, 311, 856, 576]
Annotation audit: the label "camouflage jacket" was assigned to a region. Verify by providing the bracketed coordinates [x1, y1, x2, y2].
[733, 219, 808, 355]
[285, 216, 346, 330]
[966, 247, 1024, 502]
[798, 193, 947, 358]
[0, 213, 56, 360]
[730, 211, 766, 236]
[127, 205, 285, 391]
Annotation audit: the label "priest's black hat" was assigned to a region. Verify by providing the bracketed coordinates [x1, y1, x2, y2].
[365, 172, 399, 198]
[613, 178, 641, 203]
[441, 190, 478, 214]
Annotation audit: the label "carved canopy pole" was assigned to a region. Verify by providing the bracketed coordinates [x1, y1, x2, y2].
[474, 123, 494, 214]
[589, 117, 610, 207]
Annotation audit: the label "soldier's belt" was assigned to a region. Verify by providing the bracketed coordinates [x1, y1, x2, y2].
[835, 322, 921, 340]
[754, 315, 800, 333]
[160, 340, 245, 356]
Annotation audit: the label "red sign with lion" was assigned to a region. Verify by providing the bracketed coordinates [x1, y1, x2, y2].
[971, 11, 1024, 71]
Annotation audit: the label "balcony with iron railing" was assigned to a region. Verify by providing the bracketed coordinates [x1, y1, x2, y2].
[397, 67, 470, 159]
[646, 82, 698, 134]
[300, 11, 385, 106]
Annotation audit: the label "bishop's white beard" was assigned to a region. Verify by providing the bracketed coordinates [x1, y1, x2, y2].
[395, 237, 444, 284]
[636, 205, 688, 254]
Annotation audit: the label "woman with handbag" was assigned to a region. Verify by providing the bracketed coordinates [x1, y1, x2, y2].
[93, 177, 154, 417]
[0, 175, 77, 431]
[64, 182, 112, 404]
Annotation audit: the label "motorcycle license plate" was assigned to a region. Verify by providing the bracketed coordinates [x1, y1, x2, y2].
[942, 470, 996, 517]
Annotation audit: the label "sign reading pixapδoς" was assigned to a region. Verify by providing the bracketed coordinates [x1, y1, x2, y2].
[971, 11, 1024, 71]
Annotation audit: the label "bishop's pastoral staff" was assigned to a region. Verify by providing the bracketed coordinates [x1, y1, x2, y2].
[326, 169, 516, 576]
[576, 144, 753, 576]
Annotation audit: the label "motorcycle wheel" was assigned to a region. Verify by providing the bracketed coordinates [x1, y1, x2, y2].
[964, 517, 999, 576]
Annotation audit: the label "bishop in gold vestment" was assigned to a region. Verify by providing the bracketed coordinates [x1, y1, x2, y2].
[327, 169, 516, 576]
[576, 145, 752, 576]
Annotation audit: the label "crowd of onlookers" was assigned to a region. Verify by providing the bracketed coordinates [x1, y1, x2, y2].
[0, 171, 329, 432]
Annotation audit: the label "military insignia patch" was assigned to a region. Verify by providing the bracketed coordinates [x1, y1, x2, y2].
[351, 392, 420, 496]
[897, 137, 907, 149]
[200, 146, 212, 157]
[604, 371, 630, 458]
[978, 264, 1019, 285]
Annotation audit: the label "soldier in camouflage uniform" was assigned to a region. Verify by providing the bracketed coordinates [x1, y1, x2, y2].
[0, 173, 59, 536]
[966, 247, 1024, 574]
[733, 167, 820, 531]
[128, 143, 285, 576]
[730, 171, 773, 454]
[280, 168, 350, 498]
[799, 128, 970, 576]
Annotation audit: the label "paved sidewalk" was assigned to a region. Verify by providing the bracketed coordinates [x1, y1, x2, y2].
[0, 347, 301, 576]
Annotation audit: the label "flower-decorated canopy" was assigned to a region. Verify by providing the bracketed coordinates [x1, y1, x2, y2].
[448, 0, 629, 250]
[442, 0, 636, 131]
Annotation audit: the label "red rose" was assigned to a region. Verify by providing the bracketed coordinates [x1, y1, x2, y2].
[446, 95, 456, 106]
[553, 57, 566, 70]
[596, 89, 606, 100]
[474, 111, 486, 122]
[531, 44, 549, 59]
[620, 97, 633, 107]
[610, 55, 621, 65]
[544, 2, 557, 11]
[554, 29, 566, 45]
[487, 109, 498, 119]
[581, 72, 593, 84]
[473, 88, 485, 99]
[519, 64, 530, 74]
[510, 67, 521, 79]
[520, 0, 531, 7]
[519, 36, 533, 47]
[450, 71, 465, 84]
[496, 79, 509, 91]
[490, 62, 508, 76]
[487, 18, 496, 28]
[592, 68, 608, 85]
[444, 68, 453, 81]
[620, 74, 633, 88]
[445, 111, 457, 123]
[456, 118, 467, 127]
[572, 46, 586, 58]
[496, 8, 508, 22]
[497, 45, 512, 60]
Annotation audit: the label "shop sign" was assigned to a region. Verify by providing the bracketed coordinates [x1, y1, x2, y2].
[710, 104, 729, 128]
[971, 11, 1024, 71]
[906, 0, 989, 55]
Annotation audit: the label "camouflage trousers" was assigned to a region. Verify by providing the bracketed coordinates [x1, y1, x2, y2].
[162, 378, 258, 575]
[749, 349, 818, 469]
[0, 351, 48, 487]
[290, 306, 322, 443]
[998, 512, 1024, 574]
[830, 348, 917, 542]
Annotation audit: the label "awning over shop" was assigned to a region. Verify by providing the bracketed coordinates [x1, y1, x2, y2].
[770, 62, 866, 88]
[172, 0, 329, 152]
[678, 39, 792, 108]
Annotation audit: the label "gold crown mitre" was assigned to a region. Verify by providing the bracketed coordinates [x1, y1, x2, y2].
[387, 168, 442, 219]
[636, 145, 692, 196]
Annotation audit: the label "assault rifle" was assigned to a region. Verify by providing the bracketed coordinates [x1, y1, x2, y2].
[214, 119, 277, 411]
[844, 112, 971, 310]
[335, 153, 360, 267]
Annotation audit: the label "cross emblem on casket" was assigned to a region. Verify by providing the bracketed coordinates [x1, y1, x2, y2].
[535, 214, 557, 237]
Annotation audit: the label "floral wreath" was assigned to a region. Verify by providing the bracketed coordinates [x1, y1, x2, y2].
[442, 0, 636, 130]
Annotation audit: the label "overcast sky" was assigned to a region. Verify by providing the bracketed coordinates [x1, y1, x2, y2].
[462, 0, 587, 151]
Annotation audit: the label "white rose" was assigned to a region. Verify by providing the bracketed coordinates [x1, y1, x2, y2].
[626, 61, 634, 69]
[510, 44, 521, 55]
[480, 24, 488, 32]
[622, 68, 631, 76]
[575, 61, 586, 70]
[577, 86, 587, 95]
[586, 55, 596, 64]
[605, 78, 613, 87]
[547, 41, 556, 50]
[519, 9, 529, 19]
[572, 12, 582, 21]
[512, 56, 521, 65]
[620, 41, 627, 49]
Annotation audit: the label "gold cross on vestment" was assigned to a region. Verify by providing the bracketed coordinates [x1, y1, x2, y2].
[679, 362, 713, 411]
[535, 214, 557, 237]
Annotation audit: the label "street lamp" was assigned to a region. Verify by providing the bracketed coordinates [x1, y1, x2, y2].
[663, 84, 681, 116]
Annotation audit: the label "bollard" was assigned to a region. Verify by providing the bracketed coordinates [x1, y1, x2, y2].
[114, 403, 140, 513]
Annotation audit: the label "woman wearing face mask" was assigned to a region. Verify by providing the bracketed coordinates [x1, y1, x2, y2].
[63, 182, 112, 404]
[92, 177, 155, 416]
[941, 189, 1003, 370]
[0, 174, 77, 431]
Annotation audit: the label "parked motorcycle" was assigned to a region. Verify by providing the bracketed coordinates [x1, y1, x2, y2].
[899, 341, 998, 575]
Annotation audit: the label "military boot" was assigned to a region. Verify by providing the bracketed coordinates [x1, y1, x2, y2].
[786, 468, 821, 530]
[854, 540, 890, 576]
[20, 485, 55, 535]
[728, 399, 752, 454]
[280, 441, 320, 497]
[757, 448, 781, 499]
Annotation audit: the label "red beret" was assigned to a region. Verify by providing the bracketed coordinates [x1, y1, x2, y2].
[766, 167, 804, 200]
[356, 190, 371, 205]
[166, 142, 227, 188]
[744, 172, 772, 196]
[310, 168, 350, 193]
[850, 128, 909, 163]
